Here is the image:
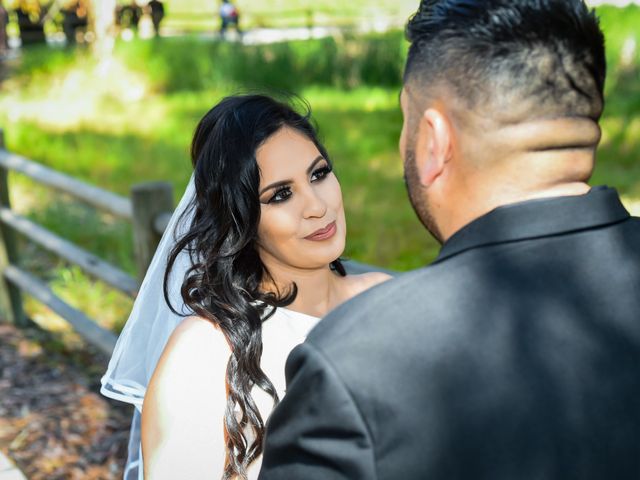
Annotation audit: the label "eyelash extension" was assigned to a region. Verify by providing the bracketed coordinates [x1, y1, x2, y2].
[268, 186, 292, 204]
[311, 164, 332, 181]
[267, 164, 333, 204]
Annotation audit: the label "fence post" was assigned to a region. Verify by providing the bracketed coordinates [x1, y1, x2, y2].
[131, 181, 174, 283]
[0, 129, 26, 326]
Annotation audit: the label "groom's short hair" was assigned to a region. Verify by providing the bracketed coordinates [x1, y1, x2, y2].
[404, 0, 606, 122]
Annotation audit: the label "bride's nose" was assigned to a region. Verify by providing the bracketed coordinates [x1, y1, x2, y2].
[301, 186, 327, 219]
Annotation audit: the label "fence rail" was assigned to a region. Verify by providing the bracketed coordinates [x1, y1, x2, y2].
[3, 264, 119, 356]
[0, 207, 138, 297]
[0, 150, 133, 220]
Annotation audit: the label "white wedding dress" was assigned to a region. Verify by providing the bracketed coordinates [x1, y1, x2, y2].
[117, 306, 320, 480]
[100, 175, 322, 479]
[241, 307, 321, 478]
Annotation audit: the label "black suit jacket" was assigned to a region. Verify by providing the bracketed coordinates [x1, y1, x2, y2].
[259, 187, 640, 480]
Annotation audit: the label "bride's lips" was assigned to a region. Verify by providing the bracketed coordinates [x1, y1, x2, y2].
[304, 221, 337, 241]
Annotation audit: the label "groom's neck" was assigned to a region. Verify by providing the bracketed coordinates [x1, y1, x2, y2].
[435, 117, 599, 242]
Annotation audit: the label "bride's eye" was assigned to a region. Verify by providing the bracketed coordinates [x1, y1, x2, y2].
[268, 186, 292, 204]
[311, 164, 332, 182]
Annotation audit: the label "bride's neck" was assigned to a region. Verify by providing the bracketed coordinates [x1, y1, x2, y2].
[262, 262, 343, 318]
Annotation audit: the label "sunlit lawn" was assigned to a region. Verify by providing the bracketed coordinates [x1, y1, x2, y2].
[0, 5, 639, 339]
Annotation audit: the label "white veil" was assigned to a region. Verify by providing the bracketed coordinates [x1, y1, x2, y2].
[100, 173, 196, 479]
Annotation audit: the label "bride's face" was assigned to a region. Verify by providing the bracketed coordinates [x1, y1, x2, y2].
[256, 127, 346, 272]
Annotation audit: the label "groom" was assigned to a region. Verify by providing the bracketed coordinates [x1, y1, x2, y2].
[260, 0, 640, 478]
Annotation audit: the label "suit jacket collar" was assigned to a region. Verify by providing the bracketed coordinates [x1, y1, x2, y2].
[435, 186, 630, 263]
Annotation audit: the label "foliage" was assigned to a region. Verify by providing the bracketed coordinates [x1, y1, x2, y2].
[114, 31, 405, 92]
[591, 5, 640, 198]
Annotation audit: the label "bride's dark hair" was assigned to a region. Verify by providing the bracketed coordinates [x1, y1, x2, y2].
[163, 94, 345, 479]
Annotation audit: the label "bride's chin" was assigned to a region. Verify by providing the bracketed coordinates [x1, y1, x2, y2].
[306, 238, 345, 261]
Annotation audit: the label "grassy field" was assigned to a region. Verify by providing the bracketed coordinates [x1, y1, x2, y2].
[150, 0, 419, 30]
[0, 5, 639, 339]
[3, 0, 418, 34]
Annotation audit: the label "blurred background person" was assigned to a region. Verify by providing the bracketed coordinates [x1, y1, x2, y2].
[219, 0, 240, 40]
[16, 0, 45, 45]
[61, 1, 89, 45]
[116, 0, 142, 36]
[128, 1, 141, 33]
[147, 0, 164, 37]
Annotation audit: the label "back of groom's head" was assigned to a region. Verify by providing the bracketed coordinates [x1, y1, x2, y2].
[400, 0, 607, 243]
[404, 0, 606, 123]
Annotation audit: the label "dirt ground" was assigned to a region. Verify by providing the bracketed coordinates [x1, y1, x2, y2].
[0, 322, 131, 479]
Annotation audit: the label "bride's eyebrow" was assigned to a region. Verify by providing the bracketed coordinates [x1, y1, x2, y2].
[258, 155, 326, 196]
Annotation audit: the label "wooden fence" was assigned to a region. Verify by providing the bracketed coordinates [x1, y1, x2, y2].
[0, 128, 382, 356]
[0, 129, 176, 355]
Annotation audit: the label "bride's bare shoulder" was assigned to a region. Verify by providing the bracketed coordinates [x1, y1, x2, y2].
[144, 316, 230, 413]
[158, 316, 231, 366]
[344, 271, 393, 298]
[142, 315, 230, 475]
[170, 315, 229, 350]
[150, 316, 230, 383]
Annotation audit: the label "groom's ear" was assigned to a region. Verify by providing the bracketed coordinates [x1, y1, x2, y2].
[414, 107, 453, 187]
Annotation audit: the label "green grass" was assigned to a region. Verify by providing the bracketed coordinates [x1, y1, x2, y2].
[1, 4, 640, 338]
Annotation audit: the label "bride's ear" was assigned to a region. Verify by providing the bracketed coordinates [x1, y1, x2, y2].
[414, 108, 453, 188]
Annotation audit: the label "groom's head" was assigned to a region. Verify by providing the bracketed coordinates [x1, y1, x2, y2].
[401, 0, 606, 243]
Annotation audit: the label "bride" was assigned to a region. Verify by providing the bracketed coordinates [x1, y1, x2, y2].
[101, 94, 390, 479]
